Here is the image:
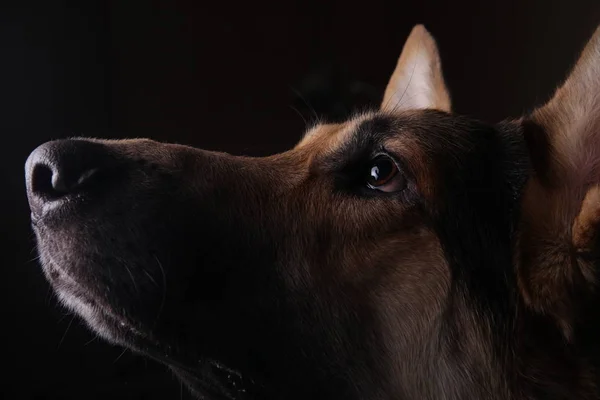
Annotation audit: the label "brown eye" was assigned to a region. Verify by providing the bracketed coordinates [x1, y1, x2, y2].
[366, 155, 405, 193]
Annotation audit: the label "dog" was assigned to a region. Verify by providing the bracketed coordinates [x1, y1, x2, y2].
[25, 24, 600, 399]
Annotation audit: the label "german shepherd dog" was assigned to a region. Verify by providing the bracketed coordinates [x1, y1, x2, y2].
[25, 25, 600, 399]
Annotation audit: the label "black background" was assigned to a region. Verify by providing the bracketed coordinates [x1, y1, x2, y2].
[3, 1, 600, 399]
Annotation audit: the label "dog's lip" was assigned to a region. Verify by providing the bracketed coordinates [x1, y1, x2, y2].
[29, 193, 83, 225]
[29, 200, 71, 228]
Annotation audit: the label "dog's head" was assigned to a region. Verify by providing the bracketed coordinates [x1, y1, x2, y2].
[25, 25, 600, 399]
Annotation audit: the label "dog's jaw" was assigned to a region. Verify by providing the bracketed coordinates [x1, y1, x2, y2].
[40, 253, 152, 346]
[33, 210, 271, 400]
[41, 253, 260, 400]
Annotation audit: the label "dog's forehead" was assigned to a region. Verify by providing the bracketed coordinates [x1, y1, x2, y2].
[295, 112, 377, 151]
[294, 110, 458, 158]
[296, 110, 462, 149]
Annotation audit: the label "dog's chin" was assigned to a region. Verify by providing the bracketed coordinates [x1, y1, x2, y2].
[47, 265, 151, 348]
[44, 261, 261, 400]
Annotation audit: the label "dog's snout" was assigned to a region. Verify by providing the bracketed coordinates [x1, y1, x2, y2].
[25, 139, 112, 218]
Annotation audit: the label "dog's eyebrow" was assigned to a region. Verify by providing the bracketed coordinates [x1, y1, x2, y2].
[311, 115, 396, 172]
[355, 116, 394, 142]
[337, 116, 394, 158]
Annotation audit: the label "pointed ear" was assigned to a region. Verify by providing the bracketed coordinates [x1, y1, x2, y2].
[529, 25, 600, 164]
[380, 25, 451, 113]
[526, 25, 600, 239]
[518, 26, 600, 339]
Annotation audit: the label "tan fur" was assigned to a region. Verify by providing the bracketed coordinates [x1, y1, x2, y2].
[573, 185, 600, 252]
[296, 113, 374, 151]
[381, 25, 451, 113]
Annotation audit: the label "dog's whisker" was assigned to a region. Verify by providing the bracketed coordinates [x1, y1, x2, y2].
[289, 85, 320, 126]
[395, 93, 421, 112]
[45, 285, 54, 305]
[141, 267, 160, 288]
[83, 334, 99, 346]
[26, 254, 41, 264]
[56, 312, 71, 324]
[57, 315, 75, 350]
[390, 37, 422, 113]
[289, 105, 308, 128]
[113, 348, 128, 363]
[382, 29, 425, 114]
[153, 255, 167, 329]
[124, 264, 140, 296]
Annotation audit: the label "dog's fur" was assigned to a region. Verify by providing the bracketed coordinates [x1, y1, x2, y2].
[25, 25, 600, 399]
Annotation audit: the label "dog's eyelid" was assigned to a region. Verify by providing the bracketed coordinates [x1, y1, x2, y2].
[372, 148, 406, 173]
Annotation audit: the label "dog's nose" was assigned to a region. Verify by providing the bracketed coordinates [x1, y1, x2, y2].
[25, 139, 111, 218]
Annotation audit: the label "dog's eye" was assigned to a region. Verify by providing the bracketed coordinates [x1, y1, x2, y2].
[366, 155, 405, 193]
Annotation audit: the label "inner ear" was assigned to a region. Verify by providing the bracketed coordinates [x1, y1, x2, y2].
[380, 25, 451, 113]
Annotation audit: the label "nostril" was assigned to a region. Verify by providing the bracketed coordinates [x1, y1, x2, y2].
[30, 163, 62, 199]
[51, 166, 99, 194]
[30, 162, 101, 202]
[25, 139, 116, 219]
